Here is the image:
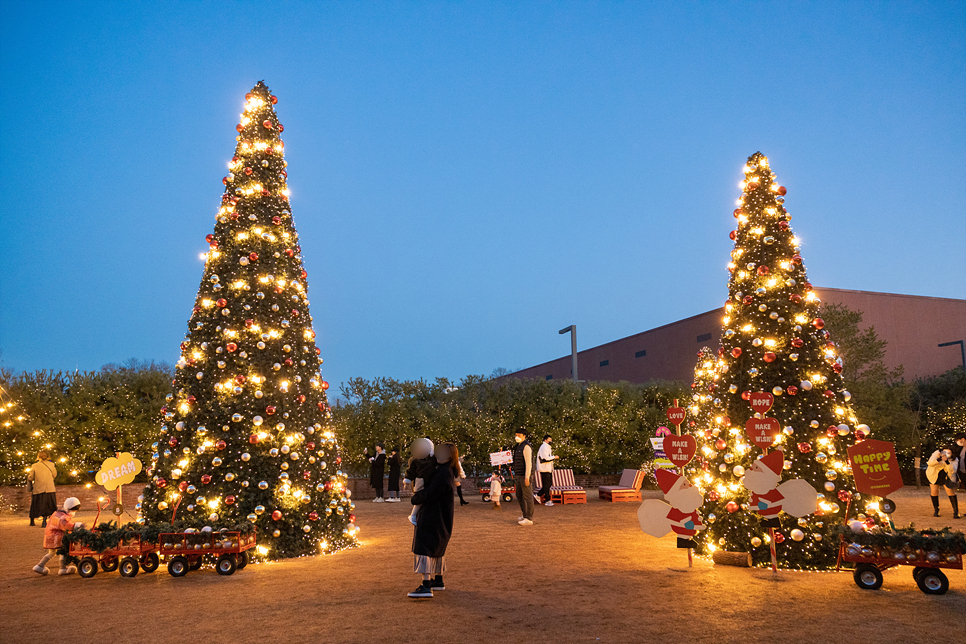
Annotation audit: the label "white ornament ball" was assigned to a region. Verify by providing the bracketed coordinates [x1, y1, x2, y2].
[732, 465, 745, 477]
[849, 520, 865, 533]
[856, 424, 871, 436]
[800, 380, 813, 391]
[790, 529, 805, 542]
[239, 256, 250, 266]
[837, 424, 850, 436]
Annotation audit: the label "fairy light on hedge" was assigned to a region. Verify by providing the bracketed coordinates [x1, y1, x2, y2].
[138, 81, 358, 559]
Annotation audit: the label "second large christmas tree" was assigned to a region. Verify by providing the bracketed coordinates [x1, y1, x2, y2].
[686, 152, 868, 569]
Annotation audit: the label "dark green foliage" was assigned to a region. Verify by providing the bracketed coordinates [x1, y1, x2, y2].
[139, 82, 355, 559]
[335, 376, 687, 477]
[832, 524, 966, 555]
[60, 519, 255, 561]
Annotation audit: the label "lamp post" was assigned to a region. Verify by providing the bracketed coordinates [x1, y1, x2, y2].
[559, 325, 577, 383]
[938, 340, 966, 371]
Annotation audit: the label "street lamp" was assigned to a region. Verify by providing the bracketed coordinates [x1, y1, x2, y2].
[559, 325, 577, 383]
[938, 340, 966, 371]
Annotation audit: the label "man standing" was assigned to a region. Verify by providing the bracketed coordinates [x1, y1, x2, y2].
[513, 430, 535, 525]
[537, 434, 558, 506]
[368, 444, 386, 502]
[957, 434, 966, 492]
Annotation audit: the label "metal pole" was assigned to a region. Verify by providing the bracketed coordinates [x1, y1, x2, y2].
[559, 325, 577, 383]
[937, 340, 965, 371]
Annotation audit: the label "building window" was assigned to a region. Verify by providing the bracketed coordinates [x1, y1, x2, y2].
[546, 375, 553, 380]
[696, 332, 712, 342]
[635, 350, 647, 358]
[599, 360, 609, 367]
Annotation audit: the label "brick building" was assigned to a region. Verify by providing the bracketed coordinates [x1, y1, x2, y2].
[507, 288, 966, 384]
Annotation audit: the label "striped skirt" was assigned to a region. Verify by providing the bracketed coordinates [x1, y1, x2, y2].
[413, 555, 446, 575]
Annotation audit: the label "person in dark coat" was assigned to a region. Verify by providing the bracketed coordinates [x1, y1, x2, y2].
[408, 443, 458, 599]
[368, 444, 386, 502]
[386, 448, 402, 502]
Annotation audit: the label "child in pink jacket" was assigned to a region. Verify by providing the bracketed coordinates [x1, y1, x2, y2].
[33, 497, 84, 576]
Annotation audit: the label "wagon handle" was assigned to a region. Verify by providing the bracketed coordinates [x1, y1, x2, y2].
[92, 497, 112, 527]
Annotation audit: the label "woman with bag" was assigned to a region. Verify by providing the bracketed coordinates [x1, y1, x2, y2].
[926, 446, 960, 519]
[407, 443, 458, 599]
[27, 451, 58, 527]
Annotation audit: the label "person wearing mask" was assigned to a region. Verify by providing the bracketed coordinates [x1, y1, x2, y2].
[386, 447, 402, 502]
[408, 443, 458, 599]
[537, 434, 558, 506]
[513, 429, 535, 525]
[27, 451, 58, 528]
[926, 446, 960, 519]
[33, 497, 83, 576]
[368, 444, 386, 503]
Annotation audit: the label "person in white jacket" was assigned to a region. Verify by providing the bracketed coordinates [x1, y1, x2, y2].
[926, 447, 960, 519]
[536, 434, 558, 506]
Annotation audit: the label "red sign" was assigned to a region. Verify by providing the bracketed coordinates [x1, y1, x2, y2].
[749, 392, 774, 414]
[666, 407, 686, 426]
[745, 417, 780, 448]
[847, 439, 903, 498]
[664, 435, 697, 468]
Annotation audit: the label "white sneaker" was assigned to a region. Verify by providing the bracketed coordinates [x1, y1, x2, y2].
[544, 502, 554, 506]
[518, 518, 534, 526]
[373, 497, 385, 503]
[33, 565, 49, 576]
[58, 566, 76, 576]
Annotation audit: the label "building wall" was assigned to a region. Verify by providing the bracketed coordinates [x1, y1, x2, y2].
[508, 288, 966, 384]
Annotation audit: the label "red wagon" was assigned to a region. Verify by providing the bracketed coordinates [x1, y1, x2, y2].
[72, 535, 160, 579]
[158, 530, 257, 577]
[839, 536, 963, 595]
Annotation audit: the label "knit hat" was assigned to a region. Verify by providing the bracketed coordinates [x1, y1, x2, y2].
[756, 450, 784, 475]
[63, 497, 81, 512]
[655, 469, 686, 495]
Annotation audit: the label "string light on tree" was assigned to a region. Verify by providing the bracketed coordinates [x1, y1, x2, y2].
[684, 152, 865, 570]
[140, 82, 358, 559]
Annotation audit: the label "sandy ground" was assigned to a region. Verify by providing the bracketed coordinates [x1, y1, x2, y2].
[0, 486, 963, 644]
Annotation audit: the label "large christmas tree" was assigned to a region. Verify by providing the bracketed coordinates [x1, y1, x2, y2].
[685, 152, 868, 570]
[140, 82, 358, 559]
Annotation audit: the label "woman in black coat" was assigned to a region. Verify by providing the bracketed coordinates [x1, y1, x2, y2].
[407, 443, 458, 599]
[386, 448, 401, 502]
[368, 444, 386, 502]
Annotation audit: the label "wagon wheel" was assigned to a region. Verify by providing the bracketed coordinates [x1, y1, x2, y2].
[236, 551, 248, 570]
[502, 493, 513, 503]
[852, 563, 883, 590]
[119, 557, 140, 578]
[78, 557, 98, 578]
[189, 556, 204, 571]
[916, 568, 949, 595]
[167, 555, 190, 577]
[100, 556, 119, 572]
[216, 554, 237, 576]
[482, 494, 491, 502]
[140, 552, 160, 573]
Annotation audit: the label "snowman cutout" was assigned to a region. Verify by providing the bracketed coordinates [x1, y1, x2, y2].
[638, 469, 705, 548]
[741, 450, 816, 528]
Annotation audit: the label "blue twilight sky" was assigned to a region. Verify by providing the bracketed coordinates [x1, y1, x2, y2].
[1, 1, 964, 394]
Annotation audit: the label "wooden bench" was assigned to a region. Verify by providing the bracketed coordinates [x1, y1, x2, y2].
[549, 469, 586, 505]
[598, 469, 644, 502]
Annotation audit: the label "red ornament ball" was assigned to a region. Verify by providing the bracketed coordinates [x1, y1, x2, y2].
[335, 456, 342, 465]
[797, 442, 812, 453]
[168, 437, 178, 447]
[733, 208, 744, 218]
[284, 358, 293, 367]
[187, 395, 196, 403]
[236, 124, 243, 133]
[216, 298, 227, 308]
[225, 495, 236, 505]
[306, 442, 315, 451]
[300, 270, 308, 279]
[746, 181, 760, 191]
[245, 319, 254, 328]
[706, 490, 719, 502]
[729, 230, 737, 241]
[789, 294, 802, 304]
[226, 342, 238, 352]
[249, 433, 260, 444]
[298, 394, 306, 403]
[741, 389, 751, 400]
[266, 406, 276, 415]
[309, 511, 319, 521]
[349, 514, 356, 523]
[321, 380, 330, 390]
[792, 255, 802, 265]
[179, 481, 189, 492]
[791, 338, 804, 348]
[235, 374, 247, 384]
[732, 347, 743, 358]
[205, 234, 215, 244]
[244, 167, 253, 175]
[777, 186, 787, 196]
[742, 295, 753, 305]
[773, 532, 785, 544]
[824, 390, 835, 399]
[291, 309, 300, 317]
[216, 440, 227, 450]
[285, 248, 295, 257]
[271, 510, 282, 521]
[278, 124, 284, 132]
[245, 92, 253, 100]
[838, 490, 851, 503]
[715, 439, 727, 450]
[812, 317, 825, 329]
[726, 501, 739, 513]
[317, 402, 325, 412]
[826, 426, 839, 437]
[787, 385, 798, 396]
[756, 265, 769, 276]
[263, 120, 273, 129]
[833, 363, 843, 374]
[270, 95, 278, 104]
[272, 216, 281, 225]
[763, 352, 777, 363]
[156, 478, 167, 488]
[249, 252, 258, 261]
[201, 475, 211, 485]
[779, 221, 790, 230]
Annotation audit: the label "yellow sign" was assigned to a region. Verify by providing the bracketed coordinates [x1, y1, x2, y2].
[96, 452, 143, 491]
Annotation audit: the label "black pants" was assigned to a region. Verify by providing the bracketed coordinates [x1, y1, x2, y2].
[373, 485, 383, 499]
[539, 472, 553, 503]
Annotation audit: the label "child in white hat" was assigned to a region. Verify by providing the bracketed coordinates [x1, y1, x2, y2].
[33, 497, 84, 576]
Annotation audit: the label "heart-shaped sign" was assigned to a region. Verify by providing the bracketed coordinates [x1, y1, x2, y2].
[666, 406, 686, 426]
[664, 434, 697, 468]
[749, 392, 774, 414]
[745, 417, 780, 448]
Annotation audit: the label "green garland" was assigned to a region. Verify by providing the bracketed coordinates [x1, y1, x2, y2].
[60, 519, 255, 560]
[832, 523, 966, 555]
